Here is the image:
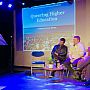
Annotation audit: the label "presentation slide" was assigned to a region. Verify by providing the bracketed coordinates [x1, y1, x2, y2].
[22, 1, 75, 51]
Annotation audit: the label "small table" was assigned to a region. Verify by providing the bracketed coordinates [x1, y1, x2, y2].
[44, 67, 64, 78]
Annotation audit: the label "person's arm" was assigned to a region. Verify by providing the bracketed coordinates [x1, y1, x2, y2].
[51, 45, 56, 55]
[77, 43, 85, 58]
[68, 46, 75, 63]
[58, 46, 68, 56]
[51, 45, 57, 59]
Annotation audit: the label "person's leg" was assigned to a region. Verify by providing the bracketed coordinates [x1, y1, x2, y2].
[85, 64, 90, 81]
[50, 61, 57, 77]
[83, 64, 90, 86]
[76, 57, 90, 80]
[77, 56, 90, 70]
[71, 58, 82, 79]
[64, 58, 80, 79]
[51, 71, 56, 77]
[78, 57, 90, 81]
[72, 58, 82, 67]
[63, 58, 74, 74]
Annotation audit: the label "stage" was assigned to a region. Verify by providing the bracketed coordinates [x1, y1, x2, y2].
[0, 71, 90, 90]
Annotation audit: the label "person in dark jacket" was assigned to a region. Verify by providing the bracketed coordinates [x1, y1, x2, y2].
[50, 38, 68, 77]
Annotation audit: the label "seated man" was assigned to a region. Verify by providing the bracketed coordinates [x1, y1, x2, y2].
[63, 36, 86, 78]
[77, 47, 90, 81]
[50, 38, 68, 77]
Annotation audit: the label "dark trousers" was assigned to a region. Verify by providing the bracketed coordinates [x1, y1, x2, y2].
[51, 60, 60, 76]
[51, 60, 64, 77]
[63, 57, 82, 74]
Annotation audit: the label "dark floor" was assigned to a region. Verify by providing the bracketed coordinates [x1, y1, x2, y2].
[0, 71, 90, 90]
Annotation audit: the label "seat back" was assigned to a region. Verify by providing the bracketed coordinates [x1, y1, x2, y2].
[32, 51, 44, 57]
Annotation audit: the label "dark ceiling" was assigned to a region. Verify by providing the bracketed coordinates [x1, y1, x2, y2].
[15, 0, 73, 7]
[0, 0, 73, 9]
[14, 0, 73, 8]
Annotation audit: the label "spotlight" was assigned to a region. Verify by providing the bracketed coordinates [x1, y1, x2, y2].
[22, 3, 25, 6]
[8, 4, 12, 8]
[0, 1, 3, 5]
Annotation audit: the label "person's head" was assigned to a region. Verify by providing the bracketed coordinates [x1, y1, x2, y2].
[73, 36, 80, 45]
[58, 38, 66, 45]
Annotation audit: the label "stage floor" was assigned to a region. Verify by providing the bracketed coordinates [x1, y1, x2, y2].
[0, 72, 90, 90]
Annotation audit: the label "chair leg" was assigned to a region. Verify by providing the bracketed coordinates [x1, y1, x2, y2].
[45, 70, 46, 77]
[64, 68, 70, 77]
[67, 70, 70, 77]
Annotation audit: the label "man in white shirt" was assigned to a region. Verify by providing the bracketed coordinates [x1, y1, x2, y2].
[63, 36, 85, 78]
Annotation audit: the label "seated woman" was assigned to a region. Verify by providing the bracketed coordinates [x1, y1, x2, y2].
[77, 47, 90, 81]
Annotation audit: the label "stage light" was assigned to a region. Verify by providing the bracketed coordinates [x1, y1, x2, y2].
[8, 4, 12, 8]
[0, 1, 3, 5]
[22, 3, 25, 6]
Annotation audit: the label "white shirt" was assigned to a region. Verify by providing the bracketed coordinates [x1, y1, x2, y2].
[69, 42, 85, 62]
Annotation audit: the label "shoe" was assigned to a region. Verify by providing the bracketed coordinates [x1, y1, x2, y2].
[49, 76, 53, 78]
[72, 71, 79, 79]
